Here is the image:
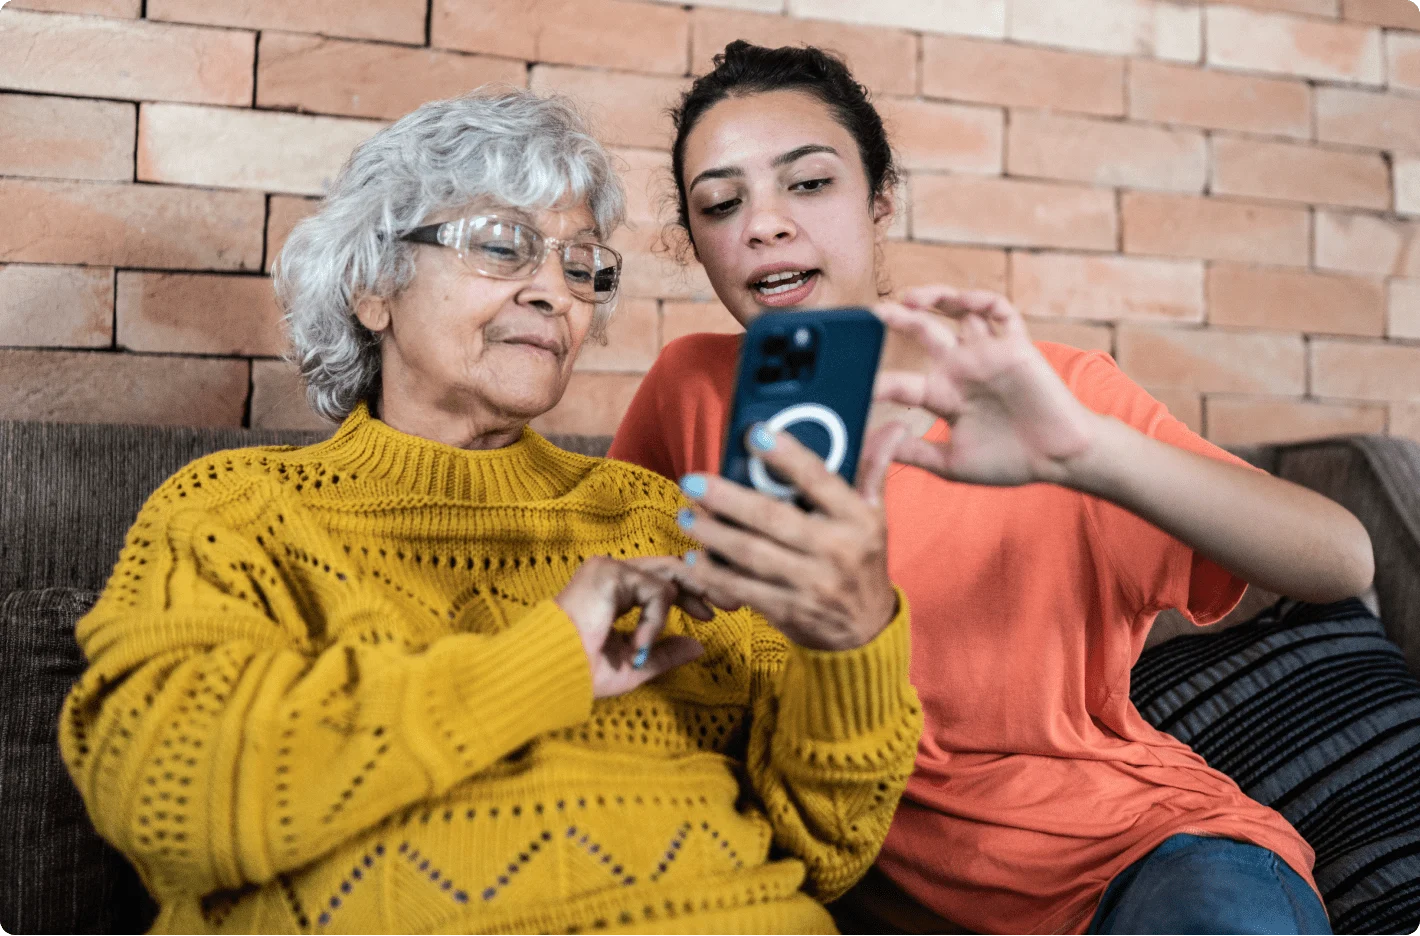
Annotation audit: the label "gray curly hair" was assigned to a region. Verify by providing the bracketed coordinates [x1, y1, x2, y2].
[274, 88, 627, 422]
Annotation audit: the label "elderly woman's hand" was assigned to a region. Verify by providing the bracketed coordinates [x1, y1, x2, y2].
[672, 427, 903, 652]
[555, 557, 708, 698]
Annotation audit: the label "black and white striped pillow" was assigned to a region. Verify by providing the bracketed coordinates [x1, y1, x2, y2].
[1131, 598, 1420, 935]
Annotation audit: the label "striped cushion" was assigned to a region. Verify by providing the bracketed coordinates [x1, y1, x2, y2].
[1131, 598, 1420, 934]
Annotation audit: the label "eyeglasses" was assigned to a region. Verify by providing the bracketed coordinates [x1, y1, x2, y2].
[401, 214, 622, 304]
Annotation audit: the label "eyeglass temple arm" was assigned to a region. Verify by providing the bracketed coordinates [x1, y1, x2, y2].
[400, 223, 445, 245]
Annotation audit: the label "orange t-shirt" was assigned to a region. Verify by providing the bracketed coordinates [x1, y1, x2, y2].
[608, 332, 1317, 935]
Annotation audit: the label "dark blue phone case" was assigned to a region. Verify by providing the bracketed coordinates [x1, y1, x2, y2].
[720, 308, 885, 500]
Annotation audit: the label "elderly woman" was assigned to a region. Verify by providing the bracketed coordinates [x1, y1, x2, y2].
[58, 90, 921, 934]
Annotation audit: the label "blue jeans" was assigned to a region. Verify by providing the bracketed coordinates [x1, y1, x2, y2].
[1087, 834, 1331, 934]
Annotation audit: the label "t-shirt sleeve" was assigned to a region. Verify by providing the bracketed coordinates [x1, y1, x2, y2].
[1052, 345, 1252, 626]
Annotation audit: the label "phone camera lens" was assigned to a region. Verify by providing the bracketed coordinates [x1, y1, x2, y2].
[756, 365, 785, 384]
[793, 327, 812, 348]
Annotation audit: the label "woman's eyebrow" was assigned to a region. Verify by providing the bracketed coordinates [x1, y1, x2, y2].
[688, 144, 842, 192]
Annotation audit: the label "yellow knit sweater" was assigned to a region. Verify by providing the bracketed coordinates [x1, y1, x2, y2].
[59, 404, 921, 934]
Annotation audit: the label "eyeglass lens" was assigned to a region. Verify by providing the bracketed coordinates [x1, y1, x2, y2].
[465, 217, 618, 301]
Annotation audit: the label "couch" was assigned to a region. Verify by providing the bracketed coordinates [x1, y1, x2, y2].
[2, 419, 1417, 934]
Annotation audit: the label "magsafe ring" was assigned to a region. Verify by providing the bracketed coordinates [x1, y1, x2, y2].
[747, 403, 849, 500]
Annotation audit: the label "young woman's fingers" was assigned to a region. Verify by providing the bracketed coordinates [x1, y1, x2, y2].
[960, 312, 992, 342]
[886, 434, 955, 479]
[856, 422, 908, 508]
[898, 285, 964, 314]
[624, 556, 717, 620]
[676, 504, 820, 586]
[874, 301, 959, 357]
[876, 370, 966, 421]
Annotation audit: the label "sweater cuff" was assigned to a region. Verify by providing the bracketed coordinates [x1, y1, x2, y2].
[786, 588, 913, 741]
[445, 600, 594, 759]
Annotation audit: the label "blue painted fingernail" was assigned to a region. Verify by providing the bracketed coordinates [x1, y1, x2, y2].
[632, 646, 650, 669]
[684, 550, 698, 567]
[679, 474, 707, 498]
[750, 424, 775, 452]
[677, 507, 695, 529]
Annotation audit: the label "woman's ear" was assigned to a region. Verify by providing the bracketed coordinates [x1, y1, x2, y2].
[871, 190, 896, 236]
[354, 294, 391, 334]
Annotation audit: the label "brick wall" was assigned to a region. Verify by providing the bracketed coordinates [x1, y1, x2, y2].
[2, 0, 1418, 445]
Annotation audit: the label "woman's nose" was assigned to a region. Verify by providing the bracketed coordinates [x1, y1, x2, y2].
[744, 202, 796, 247]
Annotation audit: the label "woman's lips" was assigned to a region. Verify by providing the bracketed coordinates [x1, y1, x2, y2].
[753, 270, 819, 308]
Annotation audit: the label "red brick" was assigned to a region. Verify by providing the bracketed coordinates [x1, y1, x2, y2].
[1026, 319, 1116, 354]
[1316, 86, 1420, 152]
[575, 299, 660, 372]
[147, 0, 425, 44]
[1388, 31, 1420, 92]
[265, 196, 322, 274]
[788, 0, 1005, 38]
[921, 35, 1126, 117]
[0, 265, 112, 348]
[0, 93, 134, 183]
[1391, 403, 1420, 442]
[1144, 385, 1202, 432]
[881, 241, 1008, 295]
[1029, 319, 1118, 359]
[1128, 60, 1311, 139]
[912, 175, 1117, 251]
[1207, 263, 1385, 335]
[1007, 111, 1206, 193]
[1314, 210, 1420, 276]
[1341, 0, 1420, 28]
[608, 228, 716, 300]
[1397, 160, 1420, 218]
[1205, 5, 1383, 83]
[257, 33, 526, 122]
[11, 0, 139, 16]
[251, 359, 334, 431]
[531, 372, 644, 436]
[1008, 0, 1201, 62]
[1116, 325, 1306, 393]
[0, 11, 253, 105]
[1389, 278, 1420, 338]
[660, 300, 744, 345]
[1206, 0, 1338, 15]
[0, 179, 264, 271]
[690, 9, 916, 95]
[880, 98, 1002, 174]
[1122, 193, 1309, 266]
[138, 104, 383, 196]
[1210, 137, 1389, 210]
[612, 147, 675, 236]
[0, 350, 249, 427]
[1206, 396, 1387, 445]
[116, 272, 285, 357]
[432, 0, 687, 75]
[1311, 339, 1420, 401]
[529, 66, 688, 150]
[1013, 252, 1205, 322]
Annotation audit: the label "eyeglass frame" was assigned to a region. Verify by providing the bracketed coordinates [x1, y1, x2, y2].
[399, 214, 623, 304]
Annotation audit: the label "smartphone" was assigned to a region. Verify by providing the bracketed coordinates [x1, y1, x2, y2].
[720, 308, 885, 506]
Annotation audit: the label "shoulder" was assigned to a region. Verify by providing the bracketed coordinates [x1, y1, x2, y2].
[1033, 340, 1167, 431]
[645, 332, 740, 392]
[575, 454, 694, 526]
[143, 443, 307, 513]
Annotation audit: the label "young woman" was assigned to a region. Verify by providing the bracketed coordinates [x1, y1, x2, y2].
[609, 42, 1372, 934]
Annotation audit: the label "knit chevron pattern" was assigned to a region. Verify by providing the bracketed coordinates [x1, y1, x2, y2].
[1131, 598, 1420, 934]
[58, 404, 921, 935]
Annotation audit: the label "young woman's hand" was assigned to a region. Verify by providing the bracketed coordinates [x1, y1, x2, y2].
[555, 557, 708, 698]
[870, 286, 1101, 487]
[667, 425, 903, 652]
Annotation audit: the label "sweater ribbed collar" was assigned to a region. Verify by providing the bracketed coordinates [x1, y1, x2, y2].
[303, 403, 593, 503]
